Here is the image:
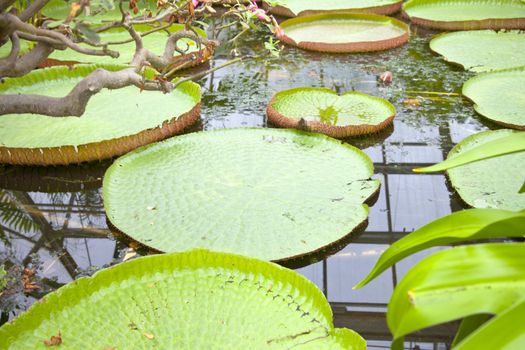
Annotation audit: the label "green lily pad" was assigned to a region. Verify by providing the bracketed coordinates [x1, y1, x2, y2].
[48, 24, 207, 65]
[267, 87, 395, 138]
[0, 64, 201, 165]
[0, 249, 366, 349]
[447, 130, 525, 211]
[462, 67, 525, 129]
[430, 30, 525, 72]
[104, 128, 379, 263]
[265, 0, 403, 17]
[279, 13, 410, 53]
[403, 0, 525, 30]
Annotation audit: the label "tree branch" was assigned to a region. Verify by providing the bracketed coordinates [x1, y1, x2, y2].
[0, 68, 172, 117]
[19, 0, 50, 22]
[0, 33, 55, 78]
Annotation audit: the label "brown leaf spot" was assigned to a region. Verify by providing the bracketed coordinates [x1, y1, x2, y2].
[43, 331, 62, 346]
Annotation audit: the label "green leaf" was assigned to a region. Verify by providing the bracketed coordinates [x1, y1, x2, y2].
[414, 130, 525, 172]
[429, 30, 525, 72]
[520, 181, 525, 193]
[403, 0, 525, 30]
[452, 314, 492, 347]
[75, 22, 101, 43]
[268, 87, 395, 138]
[455, 298, 525, 350]
[0, 249, 366, 349]
[103, 128, 379, 263]
[388, 243, 525, 344]
[354, 208, 525, 288]
[268, 0, 402, 17]
[279, 13, 409, 53]
[462, 67, 525, 129]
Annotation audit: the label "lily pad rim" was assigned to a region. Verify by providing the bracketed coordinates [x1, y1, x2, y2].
[279, 12, 410, 53]
[0, 249, 348, 347]
[103, 127, 380, 265]
[267, 87, 396, 138]
[402, 0, 525, 30]
[462, 66, 525, 130]
[264, 0, 404, 17]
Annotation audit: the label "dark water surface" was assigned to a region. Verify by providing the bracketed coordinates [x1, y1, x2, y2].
[0, 20, 498, 349]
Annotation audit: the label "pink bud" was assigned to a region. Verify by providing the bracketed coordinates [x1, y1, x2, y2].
[247, 1, 258, 12]
[379, 71, 393, 84]
[274, 25, 285, 40]
[254, 9, 269, 22]
[192, 0, 199, 7]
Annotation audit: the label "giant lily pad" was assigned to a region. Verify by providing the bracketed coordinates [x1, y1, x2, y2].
[402, 0, 525, 30]
[267, 87, 395, 138]
[104, 128, 379, 263]
[265, 0, 403, 17]
[279, 13, 410, 53]
[447, 130, 525, 211]
[430, 30, 525, 72]
[0, 249, 366, 349]
[48, 24, 207, 66]
[462, 67, 525, 129]
[0, 64, 201, 166]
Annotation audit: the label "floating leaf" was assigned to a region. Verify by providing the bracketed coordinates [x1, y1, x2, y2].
[279, 13, 409, 53]
[402, 0, 525, 30]
[387, 243, 525, 348]
[104, 128, 379, 264]
[265, 0, 403, 17]
[0, 249, 366, 349]
[355, 208, 525, 288]
[267, 87, 395, 138]
[462, 67, 525, 129]
[430, 30, 525, 72]
[0, 65, 201, 165]
[414, 130, 525, 172]
[444, 130, 525, 210]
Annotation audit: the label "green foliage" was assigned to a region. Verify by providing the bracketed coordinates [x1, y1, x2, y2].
[0, 264, 6, 292]
[357, 208, 525, 349]
[415, 131, 525, 172]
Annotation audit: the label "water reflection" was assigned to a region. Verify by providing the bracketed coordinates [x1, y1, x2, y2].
[0, 20, 493, 349]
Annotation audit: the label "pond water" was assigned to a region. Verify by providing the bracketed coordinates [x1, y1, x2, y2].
[0, 19, 497, 349]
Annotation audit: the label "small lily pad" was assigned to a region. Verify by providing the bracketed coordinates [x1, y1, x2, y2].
[0, 65, 201, 165]
[265, 0, 403, 17]
[267, 87, 396, 138]
[104, 128, 380, 263]
[279, 13, 410, 53]
[0, 249, 366, 349]
[430, 30, 525, 72]
[447, 129, 525, 211]
[403, 0, 525, 30]
[462, 67, 525, 129]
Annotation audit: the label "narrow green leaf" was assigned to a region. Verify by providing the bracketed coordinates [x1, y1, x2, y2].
[414, 132, 525, 172]
[519, 181, 525, 193]
[455, 298, 525, 350]
[388, 243, 525, 343]
[354, 209, 525, 289]
[452, 314, 491, 347]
